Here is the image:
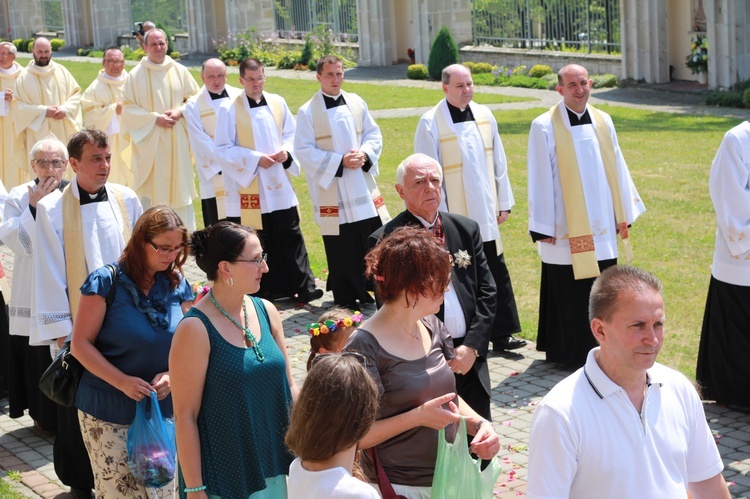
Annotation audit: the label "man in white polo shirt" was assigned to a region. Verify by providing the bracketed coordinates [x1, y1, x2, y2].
[527, 265, 729, 499]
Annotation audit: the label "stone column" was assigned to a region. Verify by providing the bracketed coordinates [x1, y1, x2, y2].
[411, 0, 471, 66]
[705, 0, 750, 89]
[7, 0, 44, 39]
[357, 0, 395, 66]
[89, 0, 130, 48]
[621, 0, 669, 83]
[61, 0, 93, 47]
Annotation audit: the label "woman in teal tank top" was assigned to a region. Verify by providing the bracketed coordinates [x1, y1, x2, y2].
[170, 222, 299, 499]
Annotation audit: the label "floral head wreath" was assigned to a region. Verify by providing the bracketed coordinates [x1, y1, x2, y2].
[307, 311, 364, 337]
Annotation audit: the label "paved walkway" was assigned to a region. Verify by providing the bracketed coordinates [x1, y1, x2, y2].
[1, 57, 749, 498]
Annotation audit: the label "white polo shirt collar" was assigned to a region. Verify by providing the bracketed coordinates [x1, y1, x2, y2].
[583, 347, 664, 400]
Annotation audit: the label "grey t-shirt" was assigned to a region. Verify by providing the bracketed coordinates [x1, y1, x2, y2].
[345, 315, 458, 487]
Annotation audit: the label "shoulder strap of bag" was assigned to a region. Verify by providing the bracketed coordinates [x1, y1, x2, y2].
[366, 447, 407, 499]
[105, 263, 119, 311]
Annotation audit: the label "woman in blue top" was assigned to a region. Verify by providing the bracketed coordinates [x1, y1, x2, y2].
[71, 205, 193, 498]
[170, 221, 299, 499]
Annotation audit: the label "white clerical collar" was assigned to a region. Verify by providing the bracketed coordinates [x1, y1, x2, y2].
[146, 57, 167, 65]
[413, 212, 439, 229]
[0, 63, 19, 75]
[565, 105, 587, 120]
[102, 72, 126, 81]
[322, 91, 342, 99]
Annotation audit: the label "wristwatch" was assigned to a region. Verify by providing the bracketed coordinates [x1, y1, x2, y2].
[476, 418, 490, 433]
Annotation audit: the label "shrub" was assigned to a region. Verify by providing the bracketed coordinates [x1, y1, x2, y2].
[704, 91, 745, 108]
[512, 65, 528, 76]
[406, 64, 428, 80]
[276, 51, 300, 70]
[498, 74, 549, 89]
[86, 50, 104, 58]
[463, 61, 495, 74]
[591, 74, 618, 88]
[12, 39, 24, 52]
[471, 72, 497, 86]
[298, 36, 314, 69]
[528, 64, 553, 78]
[542, 73, 558, 90]
[427, 26, 459, 80]
[50, 38, 65, 51]
[25, 39, 35, 53]
[170, 51, 180, 60]
[744, 88, 750, 108]
[77, 48, 91, 57]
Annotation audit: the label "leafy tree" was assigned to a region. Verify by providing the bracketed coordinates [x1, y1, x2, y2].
[427, 26, 459, 81]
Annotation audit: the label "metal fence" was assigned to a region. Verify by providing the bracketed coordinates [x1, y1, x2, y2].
[273, 0, 358, 42]
[472, 0, 620, 54]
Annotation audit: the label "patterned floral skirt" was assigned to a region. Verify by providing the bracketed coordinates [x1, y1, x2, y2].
[78, 410, 175, 498]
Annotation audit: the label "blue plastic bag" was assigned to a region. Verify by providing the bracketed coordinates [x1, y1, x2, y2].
[126, 392, 176, 488]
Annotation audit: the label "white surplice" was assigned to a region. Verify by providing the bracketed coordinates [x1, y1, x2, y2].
[527, 101, 645, 265]
[709, 120, 750, 286]
[294, 91, 383, 225]
[184, 84, 241, 197]
[0, 62, 29, 189]
[214, 91, 300, 216]
[33, 178, 142, 343]
[414, 99, 514, 243]
[0, 181, 43, 343]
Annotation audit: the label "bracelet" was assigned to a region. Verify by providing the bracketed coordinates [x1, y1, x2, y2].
[475, 418, 491, 434]
[184, 485, 206, 493]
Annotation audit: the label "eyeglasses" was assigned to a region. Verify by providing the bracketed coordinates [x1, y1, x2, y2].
[147, 240, 186, 256]
[234, 253, 268, 266]
[310, 351, 367, 369]
[31, 159, 66, 169]
[104, 59, 125, 64]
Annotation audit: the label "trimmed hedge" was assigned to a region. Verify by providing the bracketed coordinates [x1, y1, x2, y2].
[406, 64, 428, 80]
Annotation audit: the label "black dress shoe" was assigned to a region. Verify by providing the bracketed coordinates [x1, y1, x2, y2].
[493, 335, 527, 351]
[68, 488, 94, 499]
[297, 288, 324, 303]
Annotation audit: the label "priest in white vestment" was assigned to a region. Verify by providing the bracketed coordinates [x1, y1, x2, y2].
[0, 42, 29, 189]
[697, 121, 750, 411]
[294, 55, 389, 308]
[13, 38, 82, 161]
[527, 64, 645, 367]
[214, 58, 322, 303]
[33, 129, 141, 497]
[0, 136, 69, 434]
[81, 47, 131, 187]
[121, 29, 199, 230]
[184, 58, 240, 227]
[414, 63, 525, 353]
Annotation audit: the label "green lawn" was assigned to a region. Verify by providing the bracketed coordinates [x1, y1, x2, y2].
[16, 55, 737, 379]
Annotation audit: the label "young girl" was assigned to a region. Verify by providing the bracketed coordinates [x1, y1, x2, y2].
[305, 309, 363, 370]
[286, 354, 380, 499]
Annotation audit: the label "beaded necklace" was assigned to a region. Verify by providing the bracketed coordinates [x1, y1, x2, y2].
[209, 291, 264, 362]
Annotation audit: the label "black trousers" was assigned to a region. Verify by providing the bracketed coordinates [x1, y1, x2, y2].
[54, 406, 94, 490]
[483, 242, 521, 341]
[256, 207, 317, 297]
[7, 335, 59, 431]
[323, 216, 382, 306]
[537, 259, 616, 367]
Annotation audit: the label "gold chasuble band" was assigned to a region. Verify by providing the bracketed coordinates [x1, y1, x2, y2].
[196, 94, 226, 220]
[550, 104, 633, 280]
[63, 185, 132, 321]
[310, 91, 389, 236]
[435, 101, 503, 254]
[233, 92, 285, 229]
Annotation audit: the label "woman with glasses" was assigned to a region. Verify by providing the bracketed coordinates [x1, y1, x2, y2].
[345, 227, 500, 499]
[70, 205, 193, 497]
[170, 221, 298, 499]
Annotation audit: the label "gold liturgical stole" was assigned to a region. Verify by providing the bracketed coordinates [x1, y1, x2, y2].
[550, 104, 633, 280]
[434, 101, 503, 254]
[63, 184, 131, 320]
[196, 93, 226, 220]
[310, 91, 389, 235]
[233, 92, 285, 229]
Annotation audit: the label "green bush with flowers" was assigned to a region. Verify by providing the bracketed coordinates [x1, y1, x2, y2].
[686, 34, 708, 74]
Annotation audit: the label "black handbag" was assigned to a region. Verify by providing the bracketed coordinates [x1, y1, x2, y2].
[38, 264, 118, 406]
